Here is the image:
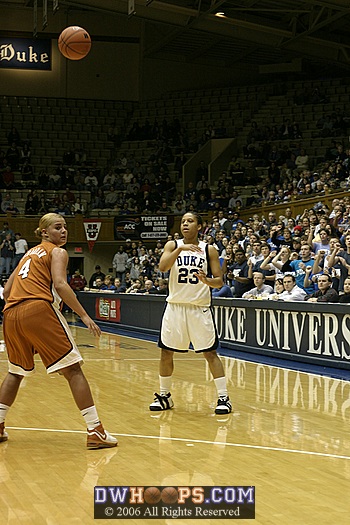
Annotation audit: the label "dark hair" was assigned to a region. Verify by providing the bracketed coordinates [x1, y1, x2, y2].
[319, 273, 332, 283]
[283, 274, 296, 283]
[182, 211, 203, 226]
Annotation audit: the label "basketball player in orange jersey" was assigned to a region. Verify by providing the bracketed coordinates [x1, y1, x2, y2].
[0, 213, 117, 449]
[149, 211, 232, 414]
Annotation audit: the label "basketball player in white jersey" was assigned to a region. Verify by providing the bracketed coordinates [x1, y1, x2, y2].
[149, 212, 232, 414]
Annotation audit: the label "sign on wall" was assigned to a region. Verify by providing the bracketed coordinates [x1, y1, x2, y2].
[214, 301, 350, 368]
[83, 220, 102, 252]
[0, 38, 51, 70]
[95, 297, 121, 323]
[114, 215, 172, 241]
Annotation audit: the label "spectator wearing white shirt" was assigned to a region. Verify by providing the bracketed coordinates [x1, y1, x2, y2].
[13, 233, 28, 269]
[278, 274, 307, 301]
[217, 210, 227, 228]
[242, 272, 273, 299]
[84, 171, 98, 191]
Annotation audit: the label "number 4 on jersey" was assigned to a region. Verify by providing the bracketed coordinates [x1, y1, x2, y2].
[18, 258, 31, 279]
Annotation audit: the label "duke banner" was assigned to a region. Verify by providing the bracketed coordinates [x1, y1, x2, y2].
[114, 215, 172, 241]
[0, 38, 51, 70]
[214, 298, 350, 369]
[83, 220, 102, 252]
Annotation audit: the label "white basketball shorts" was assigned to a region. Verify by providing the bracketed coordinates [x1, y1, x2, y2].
[159, 302, 218, 352]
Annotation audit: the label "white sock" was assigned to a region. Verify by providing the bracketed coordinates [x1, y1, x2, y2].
[214, 377, 228, 398]
[81, 405, 100, 430]
[159, 375, 172, 396]
[0, 403, 10, 424]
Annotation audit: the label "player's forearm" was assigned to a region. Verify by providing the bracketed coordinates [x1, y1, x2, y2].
[205, 275, 223, 289]
[159, 248, 182, 272]
[55, 281, 89, 317]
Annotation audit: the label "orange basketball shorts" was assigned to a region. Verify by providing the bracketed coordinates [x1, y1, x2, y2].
[3, 299, 83, 376]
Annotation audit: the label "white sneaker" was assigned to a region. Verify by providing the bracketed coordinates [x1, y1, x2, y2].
[149, 392, 174, 411]
[215, 396, 232, 415]
[87, 424, 118, 449]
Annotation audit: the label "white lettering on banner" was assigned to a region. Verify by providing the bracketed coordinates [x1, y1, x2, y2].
[0, 44, 15, 61]
[214, 306, 246, 342]
[341, 315, 350, 359]
[140, 232, 168, 239]
[213, 304, 350, 362]
[224, 307, 236, 341]
[282, 310, 290, 350]
[323, 313, 340, 357]
[308, 313, 322, 354]
[0, 43, 48, 63]
[255, 309, 266, 346]
[291, 311, 307, 352]
[268, 309, 281, 348]
[29, 46, 38, 62]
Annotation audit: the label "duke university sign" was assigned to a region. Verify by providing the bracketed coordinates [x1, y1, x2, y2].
[0, 38, 51, 70]
[213, 299, 350, 369]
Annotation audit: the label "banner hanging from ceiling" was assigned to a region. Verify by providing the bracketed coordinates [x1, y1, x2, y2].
[0, 38, 51, 70]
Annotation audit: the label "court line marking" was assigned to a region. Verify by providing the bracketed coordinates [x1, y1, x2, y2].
[6, 426, 350, 460]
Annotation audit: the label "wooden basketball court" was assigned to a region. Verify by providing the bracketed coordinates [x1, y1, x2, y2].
[0, 316, 349, 524]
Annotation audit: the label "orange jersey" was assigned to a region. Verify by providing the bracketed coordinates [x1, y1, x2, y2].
[4, 241, 62, 311]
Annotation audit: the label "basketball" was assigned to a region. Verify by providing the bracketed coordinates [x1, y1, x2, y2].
[161, 487, 178, 504]
[144, 486, 161, 504]
[58, 26, 91, 60]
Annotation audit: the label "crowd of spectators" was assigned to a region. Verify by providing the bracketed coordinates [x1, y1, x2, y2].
[2, 104, 350, 221]
[2, 91, 350, 312]
[205, 198, 350, 303]
[81, 195, 350, 304]
[85, 238, 170, 296]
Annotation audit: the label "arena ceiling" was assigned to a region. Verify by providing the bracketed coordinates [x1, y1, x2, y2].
[5, 0, 350, 75]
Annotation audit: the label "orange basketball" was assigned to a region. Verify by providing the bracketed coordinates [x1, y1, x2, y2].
[161, 487, 178, 504]
[58, 26, 91, 61]
[144, 486, 161, 504]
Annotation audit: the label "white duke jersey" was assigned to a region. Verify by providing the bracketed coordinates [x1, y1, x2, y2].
[167, 239, 212, 307]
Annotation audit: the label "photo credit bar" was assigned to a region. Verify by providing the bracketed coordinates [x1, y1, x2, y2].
[94, 486, 255, 519]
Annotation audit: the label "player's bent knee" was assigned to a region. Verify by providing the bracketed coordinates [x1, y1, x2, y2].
[60, 362, 82, 379]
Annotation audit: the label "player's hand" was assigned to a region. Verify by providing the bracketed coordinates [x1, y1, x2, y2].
[193, 269, 208, 284]
[181, 243, 203, 253]
[81, 314, 101, 336]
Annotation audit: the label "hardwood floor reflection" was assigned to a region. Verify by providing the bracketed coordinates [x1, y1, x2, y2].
[0, 319, 349, 524]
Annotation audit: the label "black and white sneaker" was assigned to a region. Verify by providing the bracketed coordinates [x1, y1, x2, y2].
[215, 396, 232, 415]
[149, 392, 174, 411]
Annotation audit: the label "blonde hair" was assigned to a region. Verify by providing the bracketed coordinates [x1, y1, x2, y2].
[34, 213, 64, 239]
